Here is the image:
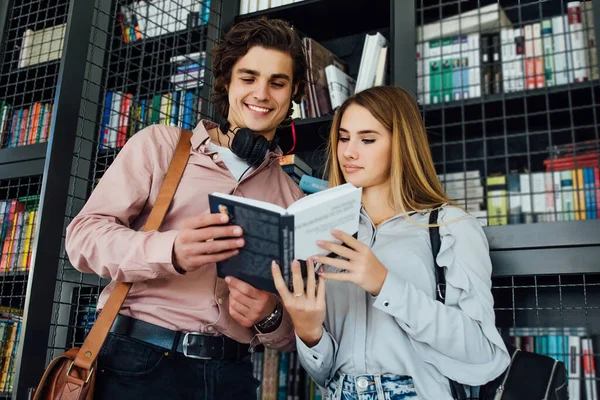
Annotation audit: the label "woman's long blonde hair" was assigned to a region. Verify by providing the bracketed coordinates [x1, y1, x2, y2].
[325, 86, 452, 214]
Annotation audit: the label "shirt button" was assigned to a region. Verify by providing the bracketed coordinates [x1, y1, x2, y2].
[212, 154, 219, 161]
[383, 300, 390, 307]
[217, 297, 223, 305]
[357, 377, 368, 389]
[312, 355, 318, 360]
[206, 326, 214, 332]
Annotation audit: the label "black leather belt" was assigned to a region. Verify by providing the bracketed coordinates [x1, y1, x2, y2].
[109, 314, 250, 360]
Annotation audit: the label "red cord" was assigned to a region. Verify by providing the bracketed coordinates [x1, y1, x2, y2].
[287, 121, 297, 154]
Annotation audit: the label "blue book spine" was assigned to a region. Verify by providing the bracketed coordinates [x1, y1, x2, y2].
[299, 175, 329, 194]
[99, 92, 113, 149]
[183, 91, 194, 129]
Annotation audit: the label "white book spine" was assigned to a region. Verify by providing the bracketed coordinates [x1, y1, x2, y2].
[469, 33, 480, 98]
[520, 173, 532, 216]
[424, 41, 431, 104]
[501, 29, 510, 93]
[513, 28, 525, 91]
[531, 172, 547, 222]
[552, 171, 563, 222]
[460, 36, 470, 99]
[553, 16, 569, 85]
[239, 0, 249, 14]
[544, 171, 556, 222]
[417, 42, 424, 104]
[258, 0, 270, 11]
[248, 0, 258, 13]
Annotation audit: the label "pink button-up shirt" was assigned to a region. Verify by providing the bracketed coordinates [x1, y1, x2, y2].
[65, 120, 304, 350]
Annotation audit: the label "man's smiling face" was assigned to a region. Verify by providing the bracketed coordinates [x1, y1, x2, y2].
[226, 46, 295, 140]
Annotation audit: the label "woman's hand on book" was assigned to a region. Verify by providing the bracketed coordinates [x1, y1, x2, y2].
[272, 258, 326, 348]
[314, 230, 388, 296]
[172, 213, 245, 273]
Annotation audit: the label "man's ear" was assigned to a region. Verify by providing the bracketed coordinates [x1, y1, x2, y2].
[292, 82, 299, 100]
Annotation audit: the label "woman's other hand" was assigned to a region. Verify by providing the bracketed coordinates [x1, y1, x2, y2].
[272, 258, 326, 347]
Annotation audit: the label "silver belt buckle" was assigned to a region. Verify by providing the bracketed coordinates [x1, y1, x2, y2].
[182, 332, 215, 360]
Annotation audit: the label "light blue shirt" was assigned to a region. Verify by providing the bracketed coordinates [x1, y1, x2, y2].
[295, 205, 510, 399]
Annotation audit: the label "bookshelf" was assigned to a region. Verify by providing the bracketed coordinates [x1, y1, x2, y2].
[0, 0, 597, 399]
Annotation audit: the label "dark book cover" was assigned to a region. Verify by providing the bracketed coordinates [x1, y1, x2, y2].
[208, 194, 296, 293]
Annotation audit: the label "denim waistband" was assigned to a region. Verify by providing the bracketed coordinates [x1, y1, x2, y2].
[332, 370, 415, 395]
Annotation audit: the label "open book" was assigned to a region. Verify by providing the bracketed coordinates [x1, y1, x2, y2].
[208, 183, 362, 293]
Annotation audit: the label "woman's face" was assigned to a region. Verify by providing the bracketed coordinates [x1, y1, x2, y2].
[337, 104, 392, 190]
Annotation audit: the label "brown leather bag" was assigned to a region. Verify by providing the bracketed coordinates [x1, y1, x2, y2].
[32, 129, 193, 400]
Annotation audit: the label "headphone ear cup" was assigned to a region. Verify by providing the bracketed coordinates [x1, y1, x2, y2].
[230, 128, 255, 160]
[248, 135, 269, 167]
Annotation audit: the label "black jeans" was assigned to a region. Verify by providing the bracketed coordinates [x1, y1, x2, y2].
[95, 332, 260, 400]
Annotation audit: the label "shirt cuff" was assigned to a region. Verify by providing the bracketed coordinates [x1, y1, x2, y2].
[147, 229, 181, 277]
[295, 327, 327, 368]
[372, 272, 409, 320]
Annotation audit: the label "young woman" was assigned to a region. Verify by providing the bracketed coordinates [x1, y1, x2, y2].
[271, 86, 510, 399]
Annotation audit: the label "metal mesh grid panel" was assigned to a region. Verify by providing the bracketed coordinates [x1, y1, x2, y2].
[492, 273, 600, 397]
[0, 176, 41, 396]
[46, 0, 222, 365]
[416, 0, 600, 226]
[0, 0, 68, 149]
[416, 0, 600, 396]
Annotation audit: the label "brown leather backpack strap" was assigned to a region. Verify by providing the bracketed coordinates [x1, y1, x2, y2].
[72, 128, 193, 371]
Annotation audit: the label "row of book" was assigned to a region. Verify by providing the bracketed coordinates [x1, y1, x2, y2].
[252, 348, 322, 400]
[99, 90, 204, 149]
[0, 101, 52, 149]
[500, 168, 598, 224]
[0, 198, 39, 273]
[99, 52, 205, 149]
[440, 166, 600, 226]
[416, 1, 598, 105]
[118, 0, 212, 43]
[294, 32, 388, 120]
[509, 327, 597, 400]
[0, 307, 22, 393]
[239, 0, 305, 14]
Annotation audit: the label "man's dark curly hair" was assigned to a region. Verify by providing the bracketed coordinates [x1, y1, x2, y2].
[211, 17, 308, 126]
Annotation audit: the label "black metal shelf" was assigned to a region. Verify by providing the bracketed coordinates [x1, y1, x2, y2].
[1, 60, 60, 104]
[491, 246, 600, 277]
[485, 219, 600, 251]
[486, 220, 600, 277]
[0, 271, 29, 279]
[421, 80, 599, 112]
[107, 25, 208, 95]
[235, 0, 391, 41]
[278, 115, 333, 154]
[0, 142, 47, 179]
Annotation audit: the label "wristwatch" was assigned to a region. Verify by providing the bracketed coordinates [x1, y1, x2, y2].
[255, 299, 283, 333]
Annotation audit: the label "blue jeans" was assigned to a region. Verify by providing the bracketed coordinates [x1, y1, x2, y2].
[325, 371, 419, 400]
[94, 333, 259, 400]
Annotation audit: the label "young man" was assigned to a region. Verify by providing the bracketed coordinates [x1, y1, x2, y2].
[65, 17, 307, 399]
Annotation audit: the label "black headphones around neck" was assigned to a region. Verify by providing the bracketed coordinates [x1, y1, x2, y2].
[219, 122, 279, 167]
